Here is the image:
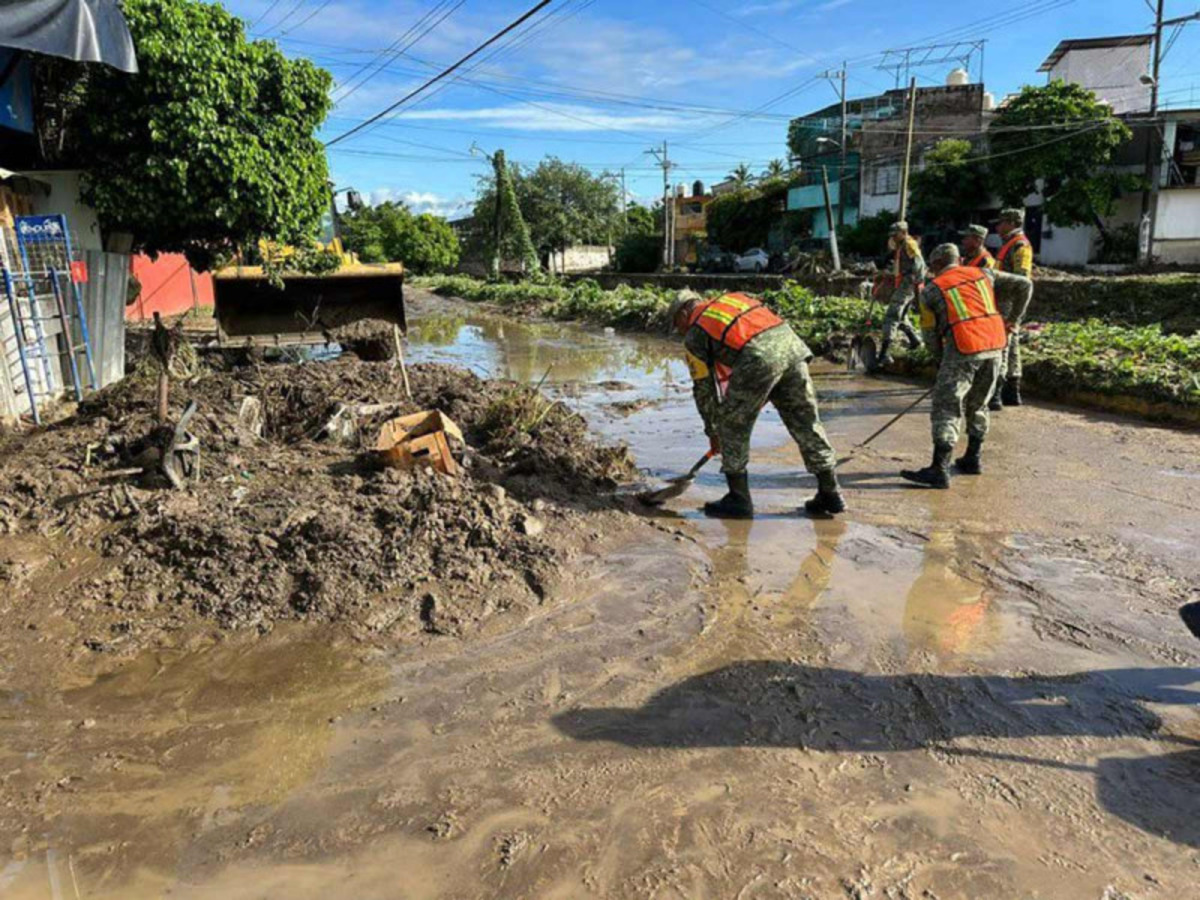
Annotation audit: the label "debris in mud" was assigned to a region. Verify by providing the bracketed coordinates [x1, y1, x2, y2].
[0, 351, 636, 645]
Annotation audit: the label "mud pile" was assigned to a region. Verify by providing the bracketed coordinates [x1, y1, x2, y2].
[0, 354, 636, 642]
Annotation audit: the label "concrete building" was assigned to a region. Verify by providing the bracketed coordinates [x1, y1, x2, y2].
[1034, 35, 1200, 266]
[671, 182, 714, 265]
[1037, 36, 1153, 115]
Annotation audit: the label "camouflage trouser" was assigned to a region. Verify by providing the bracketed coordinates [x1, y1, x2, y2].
[882, 281, 918, 347]
[997, 284, 1033, 382]
[717, 329, 837, 476]
[931, 349, 1002, 447]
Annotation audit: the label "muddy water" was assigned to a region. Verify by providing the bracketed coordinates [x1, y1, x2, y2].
[4, 291, 1200, 898]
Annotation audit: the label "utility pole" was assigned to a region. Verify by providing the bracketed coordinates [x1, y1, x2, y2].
[646, 141, 676, 269]
[821, 166, 842, 271]
[821, 64, 850, 229]
[839, 63, 848, 229]
[1140, 0, 1166, 264]
[899, 77, 918, 223]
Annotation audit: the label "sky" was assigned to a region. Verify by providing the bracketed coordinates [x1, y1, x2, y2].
[219, 0, 1200, 220]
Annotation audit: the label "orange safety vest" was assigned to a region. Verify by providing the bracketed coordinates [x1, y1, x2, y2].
[688, 292, 784, 351]
[932, 266, 1008, 356]
[996, 232, 1031, 269]
[965, 249, 995, 270]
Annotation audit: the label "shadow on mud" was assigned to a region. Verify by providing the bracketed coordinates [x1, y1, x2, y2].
[552, 662, 1200, 846]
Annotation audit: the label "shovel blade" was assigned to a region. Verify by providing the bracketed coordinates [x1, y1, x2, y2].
[637, 476, 696, 507]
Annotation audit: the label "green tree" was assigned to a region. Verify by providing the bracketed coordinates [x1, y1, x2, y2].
[39, 0, 333, 271]
[339, 202, 460, 274]
[764, 159, 787, 180]
[908, 139, 991, 228]
[729, 163, 755, 187]
[624, 202, 656, 236]
[988, 81, 1134, 227]
[473, 155, 619, 269]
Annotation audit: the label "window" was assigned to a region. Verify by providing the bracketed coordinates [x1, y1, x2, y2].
[872, 163, 900, 196]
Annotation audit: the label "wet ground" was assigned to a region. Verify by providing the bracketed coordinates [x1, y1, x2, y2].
[3, 290, 1199, 898]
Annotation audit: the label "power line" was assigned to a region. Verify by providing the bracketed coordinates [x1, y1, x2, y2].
[333, 1, 463, 104]
[327, 0, 558, 146]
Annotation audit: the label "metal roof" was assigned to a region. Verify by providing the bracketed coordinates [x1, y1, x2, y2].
[1038, 35, 1153, 72]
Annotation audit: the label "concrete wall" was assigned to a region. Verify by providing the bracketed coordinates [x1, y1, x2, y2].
[1039, 222, 1094, 266]
[27, 171, 103, 251]
[128, 253, 214, 322]
[1154, 189, 1200, 263]
[1048, 45, 1151, 115]
[547, 245, 612, 275]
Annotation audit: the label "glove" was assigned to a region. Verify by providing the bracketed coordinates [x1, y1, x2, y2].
[708, 433, 721, 456]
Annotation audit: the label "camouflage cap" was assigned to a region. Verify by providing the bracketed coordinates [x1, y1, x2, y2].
[998, 208, 1025, 226]
[666, 289, 703, 332]
[960, 224, 988, 239]
[928, 243, 960, 269]
[889, 221, 909, 234]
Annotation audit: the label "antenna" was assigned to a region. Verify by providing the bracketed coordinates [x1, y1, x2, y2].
[876, 40, 987, 88]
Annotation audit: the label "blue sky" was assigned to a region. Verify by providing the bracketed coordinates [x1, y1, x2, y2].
[220, 0, 1200, 219]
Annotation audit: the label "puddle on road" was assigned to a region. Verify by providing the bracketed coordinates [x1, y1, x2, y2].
[0, 629, 388, 899]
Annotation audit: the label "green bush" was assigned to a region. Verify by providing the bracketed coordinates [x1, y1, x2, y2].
[613, 233, 662, 273]
[416, 275, 1200, 413]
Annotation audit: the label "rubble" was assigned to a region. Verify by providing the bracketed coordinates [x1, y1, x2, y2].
[0, 351, 636, 645]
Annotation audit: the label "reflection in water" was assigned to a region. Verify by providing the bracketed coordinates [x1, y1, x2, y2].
[407, 305, 685, 392]
[903, 531, 998, 659]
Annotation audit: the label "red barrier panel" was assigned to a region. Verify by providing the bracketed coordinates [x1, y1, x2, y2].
[127, 254, 214, 321]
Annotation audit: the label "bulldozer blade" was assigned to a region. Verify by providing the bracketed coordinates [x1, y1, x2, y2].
[213, 266, 406, 346]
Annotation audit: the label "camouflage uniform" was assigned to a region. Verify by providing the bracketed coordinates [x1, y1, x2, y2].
[685, 324, 836, 476]
[996, 225, 1034, 382]
[882, 233, 926, 350]
[920, 268, 1032, 445]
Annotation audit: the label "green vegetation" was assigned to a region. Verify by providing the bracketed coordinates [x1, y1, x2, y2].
[37, 0, 333, 271]
[1022, 321, 1200, 409]
[706, 176, 804, 253]
[908, 139, 991, 231]
[989, 81, 1136, 227]
[418, 275, 1200, 417]
[339, 202, 460, 273]
[472, 154, 619, 272]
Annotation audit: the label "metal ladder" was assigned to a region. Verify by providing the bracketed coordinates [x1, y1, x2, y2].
[1, 220, 97, 425]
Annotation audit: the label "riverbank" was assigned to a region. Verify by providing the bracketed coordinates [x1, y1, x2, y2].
[418, 274, 1200, 427]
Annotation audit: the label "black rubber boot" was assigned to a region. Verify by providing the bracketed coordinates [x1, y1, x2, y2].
[954, 435, 984, 475]
[988, 391, 1004, 412]
[1002, 378, 1023, 407]
[869, 339, 894, 373]
[704, 472, 754, 519]
[804, 469, 846, 516]
[901, 443, 953, 489]
[899, 322, 923, 351]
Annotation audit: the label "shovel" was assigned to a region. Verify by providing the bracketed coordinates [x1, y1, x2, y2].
[836, 386, 935, 466]
[638, 450, 716, 506]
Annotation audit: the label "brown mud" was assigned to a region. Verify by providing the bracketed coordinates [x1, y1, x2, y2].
[2, 289, 1199, 899]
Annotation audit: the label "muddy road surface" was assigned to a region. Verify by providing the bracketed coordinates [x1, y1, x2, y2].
[2, 289, 1199, 899]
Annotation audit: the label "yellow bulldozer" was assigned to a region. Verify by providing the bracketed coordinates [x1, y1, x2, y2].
[212, 192, 406, 347]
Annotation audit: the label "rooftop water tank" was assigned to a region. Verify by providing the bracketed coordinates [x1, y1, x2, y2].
[693, 180, 705, 197]
[983, 91, 996, 111]
[676, 183, 687, 197]
[947, 67, 969, 86]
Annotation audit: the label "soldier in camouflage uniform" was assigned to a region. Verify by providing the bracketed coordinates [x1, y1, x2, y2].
[901, 244, 1033, 489]
[991, 207, 1035, 409]
[875, 220, 926, 369]
[960, 224, 996, 270]
[670, 291, 844, 518]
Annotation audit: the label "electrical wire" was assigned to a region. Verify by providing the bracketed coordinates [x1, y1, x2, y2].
[327, 0, 558, 146]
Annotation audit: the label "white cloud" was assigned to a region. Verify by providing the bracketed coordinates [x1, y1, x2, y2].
[368, 188, 473, 219]
[395, 102, 713, 134]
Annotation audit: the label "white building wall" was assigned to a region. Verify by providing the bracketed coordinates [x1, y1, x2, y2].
[1039, 223, 1093, 266]
[27, 170, 104, 251]
[1153, 190, 1200, 263]
[547, 245, 612, 274]
[1048, 45, 1152, 114]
